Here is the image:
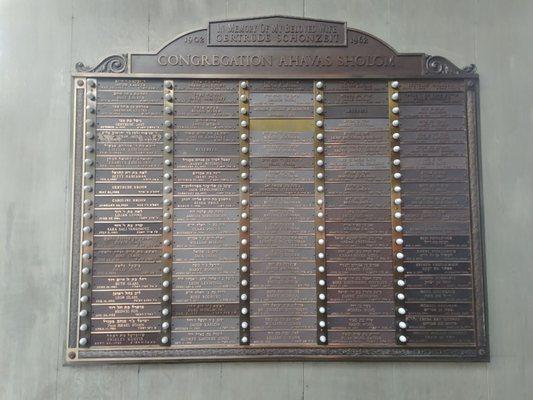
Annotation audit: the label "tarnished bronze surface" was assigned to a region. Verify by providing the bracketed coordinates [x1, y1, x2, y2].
[67, 16, 487, 363]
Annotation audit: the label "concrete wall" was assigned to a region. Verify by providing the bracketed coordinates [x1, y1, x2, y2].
[0, 0, 531, 399]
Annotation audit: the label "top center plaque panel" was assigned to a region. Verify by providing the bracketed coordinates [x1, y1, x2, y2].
[67, 16, 488, 363]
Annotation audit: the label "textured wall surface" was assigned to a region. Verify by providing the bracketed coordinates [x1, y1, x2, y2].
[0, 1, 531, 399]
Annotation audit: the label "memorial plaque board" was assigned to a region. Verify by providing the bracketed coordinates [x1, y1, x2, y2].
[67, 16, 487, 363]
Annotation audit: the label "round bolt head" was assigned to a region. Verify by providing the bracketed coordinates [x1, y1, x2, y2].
[394, 212, 402, 219]
[392, 119, 400, 127]
[395, 225, 403, 233]
[241, 336, 248, 343]
[393, 145, 400, 153]
[164, 132, 172, 140]
[392, 106, 400, 114]
[241, 146, 248, 154]
[162, 280, 170, 287]
[316, 133, 324, 140]
[399, 321, 407, 329]
[83, 185, 93, 192]
[396, 265, 405, 273]
[241, 265, 248, 272]
[241, 199, 248, 206]
[397, 278, 405, 286]
[319, 279, 326, 286]
[81, 267, 90, 275]
[317, 199, 323, 205]
[162, 322, 170, 329]
[316, 146, 324, 154]
[394, 198, 402, 205]
[397, 293, 405, 300]
[85, 131, 94, 139]
[318, 293, 326, 300]
[319, 320, 326, 328]
[86, 106, 95, 114]
[240, 159, 248, 166]
[240, 107, 247, 115]
[316, 120, 323, 127]
[241, 253, 248, 260]
[318, 238, 325, 245]
[87, 79, 96, 88]
[164, 93, 173, 101]
[316, 106, 324, 114]
[315, 81, 324, 89]
[391, 92, 399, 101]
[81, 239, 91, 247]
[240, 133, 248, 140]
[80, 324, 88, 331]
[398, 335, 408, 343]
[241, 293, 247, 301]
[240, 81, 248, 89]
[317, 211, 323, 218]
[317, 185, 324, 192]
[241, 172, 248, 179]
[240, 226, 248, 232]
[162, 294, 170, 301]
[162, 308, 169, 316]
[83, 199, 93, 206]
[395, 238, 404, 245]
[164, 120, 172, 127]
[87, 93, 95, 101]
[163, 239, 171, 246]
[315, 94, 323, 102]
[161, 336, 169, 344]
[241, 238, 248, 245]
[79, 338, 88, 346]
[392, 132, 400, 140]
[318, 266, 325, 273]
[241, 307, 248, 315]
[319, 307, 326, 314]
[319, 335, 327, 343]
[240, 120, 248, 128]
[162, 266, 170, 274]
[81, 282, 89, 289]
[80, 295, 89, 303]
[241, 279, 248, 286]
[240, 94, 248, 102]
[241, 321, 248, 329]
[397, 307, 406, 315]
[316, 159, 324, 166]
[163, 226, 171, 233]
[394, 172, 402, 179]
[317, 225, 324, 232]
[164, 106, 172, 115]
[394, 186, 402, 193]
[391, 81, 400, 89]
[79, 309, 88, 317]
[164, 81, 173, 89]
[82, 226, 92, 233]
[164, 159, 172, 166]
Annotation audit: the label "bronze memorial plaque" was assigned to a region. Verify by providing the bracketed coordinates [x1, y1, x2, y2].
[67, 16, 488, 363]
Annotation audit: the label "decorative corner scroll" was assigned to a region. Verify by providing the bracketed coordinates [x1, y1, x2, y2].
[75, 54, 128, 73]
[424, 55, 477, 76]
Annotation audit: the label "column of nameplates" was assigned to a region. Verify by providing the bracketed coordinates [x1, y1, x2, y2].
[239, 81, 251, 344]
[314, 81, 328, 345]
[78, 78, 96, 348]
[389, 80, 407, 345]
[160, 80, 174, 346]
